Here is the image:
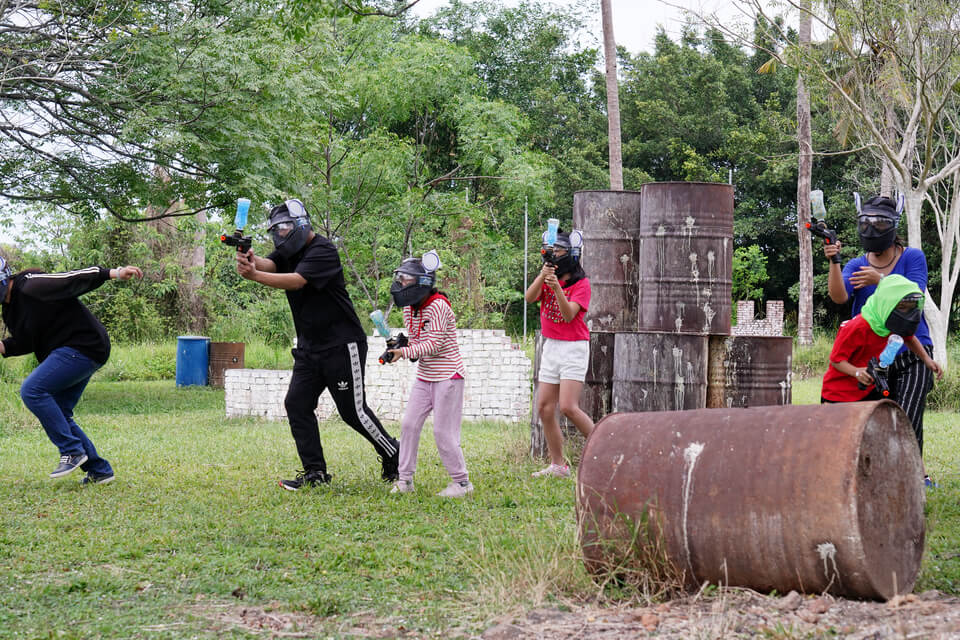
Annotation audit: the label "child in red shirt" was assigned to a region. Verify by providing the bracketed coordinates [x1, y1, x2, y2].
[822, 274, 940, 402]
[523, 229, 592, 478]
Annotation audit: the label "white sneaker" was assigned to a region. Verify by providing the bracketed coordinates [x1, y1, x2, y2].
[437, 481, 474, 498]
[390, 480, 414, 494]
[531, 463, 570, 478]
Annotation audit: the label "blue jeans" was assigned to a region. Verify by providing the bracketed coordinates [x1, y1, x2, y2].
[21, 347, 112, 476]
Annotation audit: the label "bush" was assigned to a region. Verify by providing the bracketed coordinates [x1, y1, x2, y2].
[791, 334, 833, 380]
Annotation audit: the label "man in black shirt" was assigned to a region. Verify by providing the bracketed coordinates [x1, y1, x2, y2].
[236, 198, 399, 490]
[0, 258, 144, 483]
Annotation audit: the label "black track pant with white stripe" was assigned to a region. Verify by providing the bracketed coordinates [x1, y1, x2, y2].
[888, 344, 935, 456]
[285, 340, 398, 474]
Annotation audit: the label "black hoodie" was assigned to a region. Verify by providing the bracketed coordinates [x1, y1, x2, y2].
[1, 267, 112, 364]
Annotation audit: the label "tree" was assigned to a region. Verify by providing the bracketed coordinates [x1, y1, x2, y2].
[600, 0, 623, 190]
[796, 0, 814, 345]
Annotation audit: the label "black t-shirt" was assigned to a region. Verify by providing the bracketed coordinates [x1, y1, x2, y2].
[268, 235, 366, 351]
[1, 267, 112, 364]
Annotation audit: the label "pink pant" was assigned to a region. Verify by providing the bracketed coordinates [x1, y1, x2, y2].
[398, 377, 468, 484]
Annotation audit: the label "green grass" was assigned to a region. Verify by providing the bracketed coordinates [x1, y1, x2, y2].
[1, 374, 958, 638]
[0, 381, 593, 639]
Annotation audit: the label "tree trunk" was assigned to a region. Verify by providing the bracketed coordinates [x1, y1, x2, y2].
[796, 2, 814, 346]
[600, 0, 623, 190]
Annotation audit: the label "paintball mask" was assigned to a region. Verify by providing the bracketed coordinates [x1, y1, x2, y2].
[541, 229, 583, 277]
[391, 251, 441, 308]
[885, 292, 924, 337]
[267, 199, 312, 258]
[856, 193, 902, 253]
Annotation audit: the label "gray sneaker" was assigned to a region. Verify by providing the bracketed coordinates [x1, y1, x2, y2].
[437, 481, 474, 498]
[80, 472, 115, 486]
[390, 479, 414, 494]
[50, 454, 88, 479]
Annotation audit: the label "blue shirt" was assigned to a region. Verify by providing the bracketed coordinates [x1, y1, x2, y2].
[842, 246, 932, 348]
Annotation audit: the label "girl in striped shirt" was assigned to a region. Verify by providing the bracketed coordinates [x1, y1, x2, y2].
[385, 252, 472, 498]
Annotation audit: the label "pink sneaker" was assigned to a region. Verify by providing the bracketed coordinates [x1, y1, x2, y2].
[531, 463, 570, 478]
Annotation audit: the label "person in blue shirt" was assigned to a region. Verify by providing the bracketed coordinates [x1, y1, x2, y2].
[824, 194, 937, 486]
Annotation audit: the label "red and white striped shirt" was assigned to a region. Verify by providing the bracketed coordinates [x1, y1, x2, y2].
[399, 294, 466, 381]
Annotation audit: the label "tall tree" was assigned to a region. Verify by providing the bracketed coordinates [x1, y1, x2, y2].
[600, 0, 623, 190]
[796, 1, 814, 345]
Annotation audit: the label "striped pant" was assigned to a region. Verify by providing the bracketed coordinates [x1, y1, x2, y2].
[888, 344, 935, 455]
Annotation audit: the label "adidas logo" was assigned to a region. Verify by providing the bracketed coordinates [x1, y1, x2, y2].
[337, 381, 349, 391]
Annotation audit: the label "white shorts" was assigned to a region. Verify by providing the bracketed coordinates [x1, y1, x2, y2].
[539, 337, 589, 384]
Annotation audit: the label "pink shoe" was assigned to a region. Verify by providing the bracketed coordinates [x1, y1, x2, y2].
[531, 463, 570, 478]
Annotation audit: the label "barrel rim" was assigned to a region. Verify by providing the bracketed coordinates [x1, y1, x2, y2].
[573, 189, 643, 196]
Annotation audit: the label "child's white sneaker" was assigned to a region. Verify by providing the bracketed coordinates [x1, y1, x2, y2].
[437, 481, 474, 498]
[531, 463, 570, 478]
[390, 479, 414, 494]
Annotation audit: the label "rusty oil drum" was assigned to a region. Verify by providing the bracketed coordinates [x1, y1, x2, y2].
[638, 182, 733, 334]
[577, 402, 925, 600]
[706, 335, 793, 408]
[573, 190, 642, 332]
[208, 342, 245, 388]
[611, 332, 708, 412]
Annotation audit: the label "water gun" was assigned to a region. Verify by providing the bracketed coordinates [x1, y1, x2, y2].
[220, 198, 252, 253]
[370, 309, 409, 364]
[805, 190, 840, 264]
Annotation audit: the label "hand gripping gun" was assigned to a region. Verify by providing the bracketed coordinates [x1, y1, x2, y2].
[857, 357, 891, 397]
[370, 309, 410, 364]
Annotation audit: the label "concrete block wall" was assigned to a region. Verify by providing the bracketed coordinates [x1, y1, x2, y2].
[732, 300, 785, 337]
[225, 329, 532, 423]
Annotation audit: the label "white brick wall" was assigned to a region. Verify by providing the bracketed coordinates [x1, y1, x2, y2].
[733, 300, 785, 337]
[224, 329, 532, 423]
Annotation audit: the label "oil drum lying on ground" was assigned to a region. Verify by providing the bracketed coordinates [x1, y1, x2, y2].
[577, 401, 924, 600]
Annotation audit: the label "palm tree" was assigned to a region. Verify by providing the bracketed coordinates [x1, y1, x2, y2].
[600, 0, 623, 190]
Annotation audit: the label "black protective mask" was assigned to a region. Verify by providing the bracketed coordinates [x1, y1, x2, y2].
[885, 308, 922, 337]
[858, 215, 897, 253]
[390, 281, 430, 308]
[552, 254, 577, 277]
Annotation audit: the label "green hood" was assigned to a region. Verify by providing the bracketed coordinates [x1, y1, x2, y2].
[860, 274, 924, 337]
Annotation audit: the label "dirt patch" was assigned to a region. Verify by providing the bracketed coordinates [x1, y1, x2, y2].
[481, 589, 960, 639]
[190, 601, 415, 638]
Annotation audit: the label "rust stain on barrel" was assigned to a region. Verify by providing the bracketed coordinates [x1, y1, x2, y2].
[638, 182, 733, 334]
[573, 190, 642, 332]
[577, 402, 925, 600]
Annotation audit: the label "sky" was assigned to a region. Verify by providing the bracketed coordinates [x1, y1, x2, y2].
[409, 0, 753, 56]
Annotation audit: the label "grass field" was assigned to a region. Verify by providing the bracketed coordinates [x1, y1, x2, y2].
[0, 377, 957, 638]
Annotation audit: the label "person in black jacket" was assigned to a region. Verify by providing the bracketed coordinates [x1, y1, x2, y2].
[235, 199, 399, 490]
[0, 258, 143, 483]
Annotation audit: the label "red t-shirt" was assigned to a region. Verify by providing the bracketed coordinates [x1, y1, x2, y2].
[820, 315, 889, 402]
[539, 278, 591, 341]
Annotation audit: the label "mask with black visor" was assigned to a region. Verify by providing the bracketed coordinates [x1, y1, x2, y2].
[856, 193, 903, 254]
[267, 199, 312, 259]
[541, 228, 584, 281]
[390, 250, 441, 309]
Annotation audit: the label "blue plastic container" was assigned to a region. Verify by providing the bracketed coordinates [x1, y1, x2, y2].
[176, 336, 210, 387]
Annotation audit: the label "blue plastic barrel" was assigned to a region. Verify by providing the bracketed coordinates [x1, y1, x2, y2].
[176, 336, 210, 387]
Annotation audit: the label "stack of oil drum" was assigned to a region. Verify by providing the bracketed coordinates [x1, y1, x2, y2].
[532, 182, 793, 439]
